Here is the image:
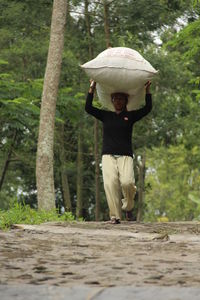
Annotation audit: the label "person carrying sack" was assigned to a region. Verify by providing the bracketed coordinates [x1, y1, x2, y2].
[85, 80, 152, 224]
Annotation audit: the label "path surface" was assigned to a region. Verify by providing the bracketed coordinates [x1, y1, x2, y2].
[1, 221, 200, 299]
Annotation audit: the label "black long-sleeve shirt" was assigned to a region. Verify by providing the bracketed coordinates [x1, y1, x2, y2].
[85, 93, 152, 157]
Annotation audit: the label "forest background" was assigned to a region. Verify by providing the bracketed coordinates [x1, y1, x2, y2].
[0, 0, 200, 223]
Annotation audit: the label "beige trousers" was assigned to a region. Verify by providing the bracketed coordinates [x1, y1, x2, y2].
[102, 155, 137, 220]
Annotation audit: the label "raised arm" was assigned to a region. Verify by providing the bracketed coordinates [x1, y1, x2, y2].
[85, 80, 104, 121]
[130, 81, 152, 122]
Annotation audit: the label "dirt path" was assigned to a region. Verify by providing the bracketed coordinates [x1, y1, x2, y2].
[1, 221, 200, 288]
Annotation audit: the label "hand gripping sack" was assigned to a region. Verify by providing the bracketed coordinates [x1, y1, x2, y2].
[81, 47, 158, 111]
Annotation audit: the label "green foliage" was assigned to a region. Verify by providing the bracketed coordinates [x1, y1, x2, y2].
[0, 201, 76, 230]
[166, 19, 200, 62]
[144, 145, 200, 222]
[189, 192, 200, 206]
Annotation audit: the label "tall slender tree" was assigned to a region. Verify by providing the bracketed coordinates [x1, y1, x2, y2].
[84, 0, 101, 221]
[36, 0, 67, 210]
[137, 153, 146, 222]
[103, 0, 111, 48]
[0, 130, 17, 191]
[58, 123, 72, 212]
[76, 123, 83, 218]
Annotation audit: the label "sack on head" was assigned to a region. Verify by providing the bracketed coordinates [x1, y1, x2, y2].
[81, 47, 158, 111]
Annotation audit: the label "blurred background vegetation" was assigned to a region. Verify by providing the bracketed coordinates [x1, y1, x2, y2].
[0, 0, 200, 222]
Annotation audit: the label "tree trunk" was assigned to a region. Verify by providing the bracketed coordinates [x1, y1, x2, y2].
[137, 152, 146, 222]
[85, 0, 101, 220]
[0, 130, 17, 191]
[36, 0, 67, 210]
[94, 119, 100, 220]
[76, 125, 83, 219]
[84, 0, 93, 58]
[58, 123, 72, 212]
[103, 0, 111, 48]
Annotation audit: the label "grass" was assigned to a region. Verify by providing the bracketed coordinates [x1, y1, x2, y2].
[0, 202, 76, 230]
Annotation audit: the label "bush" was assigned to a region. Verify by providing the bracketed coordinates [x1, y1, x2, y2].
[0, 202, 76, 230]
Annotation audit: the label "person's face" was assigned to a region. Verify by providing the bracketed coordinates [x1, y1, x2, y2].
[112, 94, 127, 111]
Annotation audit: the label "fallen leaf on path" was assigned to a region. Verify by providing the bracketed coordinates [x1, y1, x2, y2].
[152, 233, 170, 241]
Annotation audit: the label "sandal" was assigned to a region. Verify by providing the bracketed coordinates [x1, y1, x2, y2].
[109, 217, 121, 224]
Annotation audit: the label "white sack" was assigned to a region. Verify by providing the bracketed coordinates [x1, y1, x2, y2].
[81, 47, 158, 111]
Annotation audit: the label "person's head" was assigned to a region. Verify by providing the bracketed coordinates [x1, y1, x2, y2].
[111, 92, 129, 112]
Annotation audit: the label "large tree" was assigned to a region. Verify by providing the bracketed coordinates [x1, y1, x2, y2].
[36, 0, 67, 210]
